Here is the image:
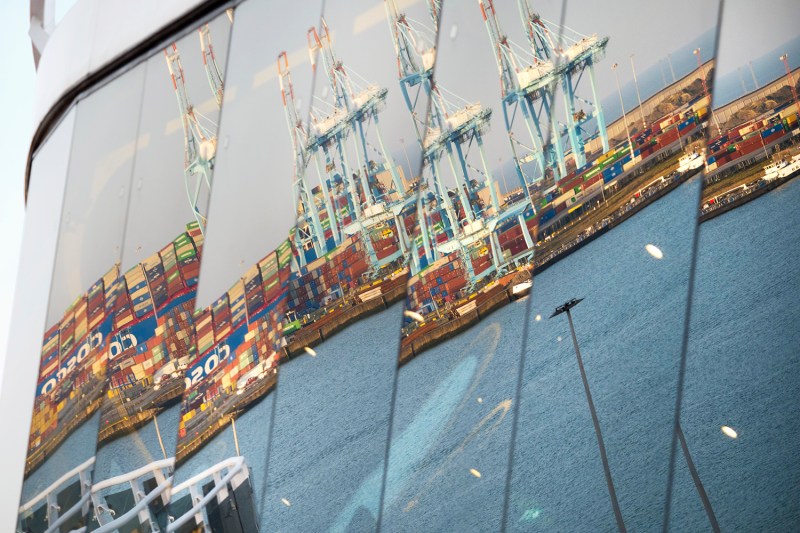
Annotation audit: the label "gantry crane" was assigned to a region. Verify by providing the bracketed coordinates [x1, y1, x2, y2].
[277, 51, 328, 267]
[518, 0, 610, 166]
[480, 0, 609, 183]
[387, 0, 513, 278]
[198, 24, 224, 107]
[164, 43, 218, 235]
[308, 19, 405, 212]
[479, 0, 562, 187]
[303, 18, 415, 269]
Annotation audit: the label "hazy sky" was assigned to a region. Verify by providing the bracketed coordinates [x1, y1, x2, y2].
[0, 3, 38, 386]
[715, 0, 798, 79]
[713, 0, 800, 107]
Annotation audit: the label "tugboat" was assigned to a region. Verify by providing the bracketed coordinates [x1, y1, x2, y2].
[510, 269, 534, 299]
[678, 148, 705, 173]
[762, 153, 800, 181]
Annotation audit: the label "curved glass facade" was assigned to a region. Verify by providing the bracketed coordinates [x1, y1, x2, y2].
[4, 0, 799, 531]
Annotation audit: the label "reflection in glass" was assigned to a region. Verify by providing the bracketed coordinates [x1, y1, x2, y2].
[380, 2, 545, 530]
[503, 0, 719, 530]
[165, 1, 324, 531]
[668, 1, 800, 529]
[2, 108, 76, 529]
[86, 13, 233, 532]
[258, 1, 431, 530]
[17, 62, 147, 532]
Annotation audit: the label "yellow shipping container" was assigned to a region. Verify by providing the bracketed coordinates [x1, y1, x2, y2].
[132, 364, 145, 381]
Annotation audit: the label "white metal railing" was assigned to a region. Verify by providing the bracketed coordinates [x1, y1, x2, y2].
[167, 456, 249, 532]
[18, 456, 95, 533]
[90, 457, 174, 533]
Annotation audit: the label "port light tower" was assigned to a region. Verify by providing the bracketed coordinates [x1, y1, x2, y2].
[165, 43, 218, 236]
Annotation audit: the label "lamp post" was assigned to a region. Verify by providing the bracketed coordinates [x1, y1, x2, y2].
[550, 298, 626, 532]
[659, 59, 667, 88]
[399, 137, 413, 185]
[694, 48, 721, 135]
[748, 61, 759, 89]
[630, 54, 646, 129]
[779, 53, 799, 109]
[737, 67, 747, 95]
[498, 157, 509, 197]
[612, 63, 634, 160]
[666, 53, 676, 82]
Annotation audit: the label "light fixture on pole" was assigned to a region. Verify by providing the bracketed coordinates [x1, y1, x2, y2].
[779, 53, 799, 108]
[666, 53, 676, 82]
[630, 54, 646, 129]
[498, 157, 509, 197]
[550, 298, 626, 532]
[612, 63, 634, 160]
[694, 48, 721, 135]
[399, 137, 413, 185]
[748, 61, 759, 89]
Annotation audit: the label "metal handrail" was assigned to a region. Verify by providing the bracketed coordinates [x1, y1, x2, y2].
[92, 477, 173, 533]
[167, 456, 247, 532]
[90, 457, 175, 532]
[18, 457, 95, 513]
[90, 458, 174, 492]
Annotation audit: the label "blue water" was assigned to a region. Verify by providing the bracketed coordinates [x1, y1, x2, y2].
[380, 299, 527, 532]
[20, 411, 101, 504]
[171, 388, 275, 500]
[92, 402, 181, 481]
[505, 178, 701, 532]
[669, 178, 800, 531]
[260, 305, 401, 532]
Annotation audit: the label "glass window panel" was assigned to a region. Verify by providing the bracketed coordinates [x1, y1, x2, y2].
[166, 1, 325, 531]
[87, 13, 233, 532]
[16, 61, 147, 533]
[668, 1, 800, 529]
[0, 109, 75, 528]
[261, 0, 436, 527]
[503, 1, 720, 530]
[378, 2, 544, 531]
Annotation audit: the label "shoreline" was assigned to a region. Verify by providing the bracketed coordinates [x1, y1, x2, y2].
[534, 167, 700, 276]
[397, 166, 702, 364]
[700, 168, 800, 223]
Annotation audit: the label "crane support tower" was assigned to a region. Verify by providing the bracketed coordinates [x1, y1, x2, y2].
[164, 43, 218, 236]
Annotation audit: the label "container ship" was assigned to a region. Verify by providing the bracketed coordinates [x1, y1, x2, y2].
[18, 266, 121, 531]
[174, 239, 292, 462]
[24, 265, 122, 477]
[96, 221, 206, 444]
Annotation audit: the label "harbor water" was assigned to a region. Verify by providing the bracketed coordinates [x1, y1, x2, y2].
[506, 178, 700, 532]
[260, 305, 401, 532]
[668, 177, 800, 531]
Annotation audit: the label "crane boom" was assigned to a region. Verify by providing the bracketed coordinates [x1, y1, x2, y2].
[278, 51, 327, 266]
[164, 43, 217, 235]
